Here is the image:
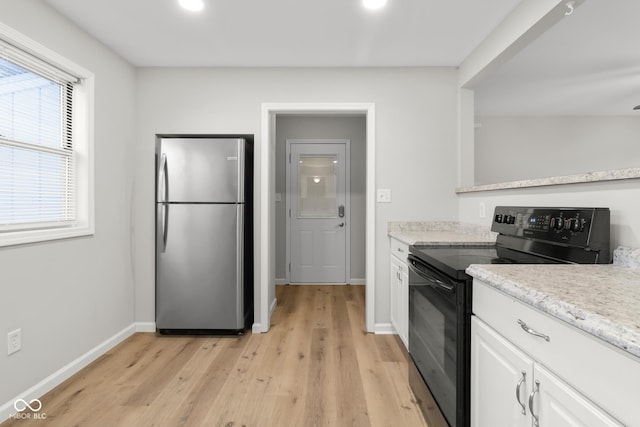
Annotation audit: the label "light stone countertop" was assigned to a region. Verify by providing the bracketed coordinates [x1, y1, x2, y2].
[388, 221, 497, 246]
[467, 263, 640, 359]
[456, 167, 640, 193]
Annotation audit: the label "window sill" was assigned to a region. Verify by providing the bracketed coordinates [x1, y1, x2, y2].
[0, 225, 95, 247]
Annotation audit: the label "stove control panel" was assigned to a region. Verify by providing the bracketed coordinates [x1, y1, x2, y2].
[491, 206, 610, 248]
[491, 206, 611, 263]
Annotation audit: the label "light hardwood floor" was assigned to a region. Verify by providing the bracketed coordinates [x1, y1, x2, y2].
[2, 285, 430, 427]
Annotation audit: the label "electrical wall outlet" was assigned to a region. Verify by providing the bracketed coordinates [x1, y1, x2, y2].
[8, 329, 21, 355]
[479, 202, 486, 219]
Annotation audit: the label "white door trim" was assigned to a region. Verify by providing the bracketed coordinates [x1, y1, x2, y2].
[285, 139, 351, 284]
[257, 103, 375, 333]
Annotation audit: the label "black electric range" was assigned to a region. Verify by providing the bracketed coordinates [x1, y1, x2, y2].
[407, 206, 611, 427]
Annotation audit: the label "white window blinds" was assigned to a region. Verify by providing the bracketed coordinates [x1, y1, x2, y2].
[0, 39, 78, 231]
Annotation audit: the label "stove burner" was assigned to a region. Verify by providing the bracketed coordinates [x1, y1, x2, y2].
[441, 254, 498, 264]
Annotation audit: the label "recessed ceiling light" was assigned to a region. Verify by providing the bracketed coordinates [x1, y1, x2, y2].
[363, 0, 388, 11]
[178, 0, 204, 12]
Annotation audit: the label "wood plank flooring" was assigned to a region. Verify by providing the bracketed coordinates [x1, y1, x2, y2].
[2, 285, 431, 427]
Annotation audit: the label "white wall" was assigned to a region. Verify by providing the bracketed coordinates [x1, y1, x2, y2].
[274, 115, 367, 282]
[475, 116, 640, 185]
[0, 0, 136, 411]
[458, 178, 640, 249]
[134, 67, 460, 328]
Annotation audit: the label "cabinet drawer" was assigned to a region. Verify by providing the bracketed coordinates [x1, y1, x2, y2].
[473, 280, 640, 426]
[390, 238, 409, 262]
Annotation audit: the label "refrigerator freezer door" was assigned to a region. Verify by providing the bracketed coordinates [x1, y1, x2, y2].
[156, 203, 244, 330]
[158, 138, 244, 203]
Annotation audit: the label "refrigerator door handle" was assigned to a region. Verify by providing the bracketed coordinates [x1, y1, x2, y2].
[236, 204, 244, 326]
[237, 140, 245, 203]
[158, 153, 168, 203]
[161, 203, 169, 252]
[158, 153, 169, 252]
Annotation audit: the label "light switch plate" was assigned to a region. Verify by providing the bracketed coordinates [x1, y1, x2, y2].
[8, 329, 21, 355]
[376, 189, 391, 203]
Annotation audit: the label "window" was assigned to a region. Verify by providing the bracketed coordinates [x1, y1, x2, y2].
[0, 24, 94, 246]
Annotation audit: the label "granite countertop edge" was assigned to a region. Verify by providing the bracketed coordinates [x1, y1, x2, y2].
[387, 232, 497, 247]
[388, 222, 497, 246]
[467, 265, 640, 359]
[455, 167, 640, 194]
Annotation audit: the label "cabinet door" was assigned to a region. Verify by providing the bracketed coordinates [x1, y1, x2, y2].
[400, 265, 409, 348]
[471, 317, 533, 427]
[389, 257, 401, 335]
[533, 364, 623, 427]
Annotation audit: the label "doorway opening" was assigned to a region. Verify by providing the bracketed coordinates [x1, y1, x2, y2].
[258, 104, 376, 333]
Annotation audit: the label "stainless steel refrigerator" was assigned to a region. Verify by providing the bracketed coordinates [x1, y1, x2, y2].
[156, 137, 253, 333]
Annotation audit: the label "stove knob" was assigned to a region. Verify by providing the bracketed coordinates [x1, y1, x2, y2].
[573, 218, 585, 232]
[504, 215, 514, 224]
[495, 214, 504, 223]
[566, 218, 576, 232]
[553, 217, 565, 230]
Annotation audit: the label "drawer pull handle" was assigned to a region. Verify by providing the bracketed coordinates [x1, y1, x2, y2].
[397, 248, 405, 253]
[515, 371, 527, 415]
[529, 380, 540, 427]
[518, 319, 550, 342]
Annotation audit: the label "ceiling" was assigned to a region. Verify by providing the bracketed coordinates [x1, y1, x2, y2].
[42, 0, 639, 116]
[43, 0, 522, 67]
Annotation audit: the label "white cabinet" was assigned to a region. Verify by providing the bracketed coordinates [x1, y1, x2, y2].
[533, 363, 622, 427]
[389, 256, 401, 340]
[471, 281, 633, 426]
[400, 263, 408, 346]
[471, 317, 621, 427]
[471, 316, 533, 427]
[389, 237, 409, 348]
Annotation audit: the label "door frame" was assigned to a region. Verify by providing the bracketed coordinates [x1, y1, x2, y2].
[285, 139, 351, 284]
[257, 103, 375, 333]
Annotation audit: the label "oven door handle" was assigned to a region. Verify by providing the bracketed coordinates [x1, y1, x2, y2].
[408, 262, 455, 294]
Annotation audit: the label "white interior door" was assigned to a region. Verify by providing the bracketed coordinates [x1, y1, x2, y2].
[287, 140, 349, 284]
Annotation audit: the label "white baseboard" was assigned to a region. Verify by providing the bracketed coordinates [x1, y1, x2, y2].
[252, 297, 278, 334]
[374, 323, 396, 334]
[275, 278, 288, 285]
[135, 322, 156, 333]
[1, 323, 138, 422]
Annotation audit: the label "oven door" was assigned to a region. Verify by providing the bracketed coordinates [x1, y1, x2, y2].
[408, 254, 469, 427]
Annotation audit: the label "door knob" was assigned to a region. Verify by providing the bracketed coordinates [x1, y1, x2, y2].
[338, 222, 345, 227]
